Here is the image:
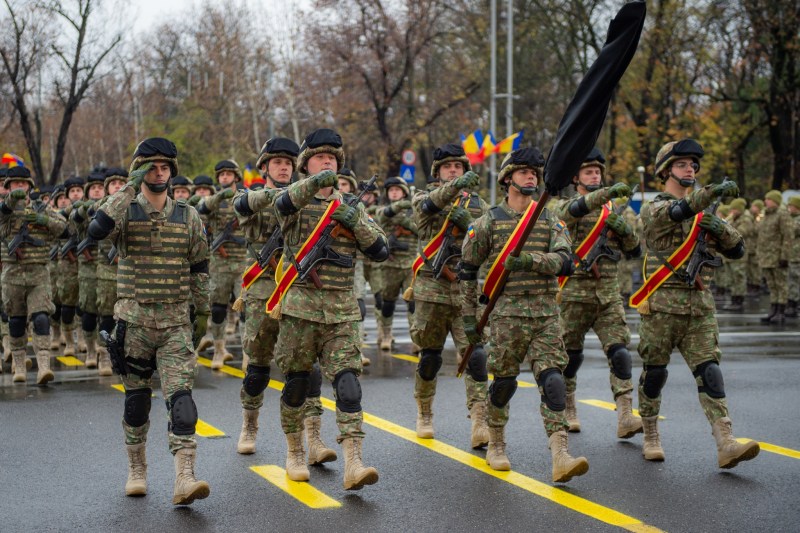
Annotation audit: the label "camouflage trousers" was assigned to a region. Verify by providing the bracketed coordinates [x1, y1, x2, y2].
[57, 261, 80, 307]
[121, 322, 197, 455]
[788, 262, 800, 302]
[2, 265, 55, 319]
[762, 267, 788, 304]
[728, 261, 747, 297]
[746, 254, 761, 286]
[486, 314, 569, 437]
[275, 315, 363, 442]
[376, 267, 414, 329]
[560, 297, 633, 399]
[637, 311, 728, 424]
[617, 259, 634, 296]
[715, 262, 731, 290]
[96, 279, 117, 317]
[210, 270, 242, 339]
[79, 276, 98, 316]
[411, 300, 487, 411]
[240, 294, 279, 411]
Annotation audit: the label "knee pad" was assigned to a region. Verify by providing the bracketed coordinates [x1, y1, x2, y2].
[124, 388, 152, 427]
[211, 304, 228, 325]
[489, 376, 518, 408]
[52, 304, 62, 322]
[243, 364, 270, 397]
[466, 344, 488, 382]
[417, 349, 443, 381]
[563, 349, 584, 379]
[640, 365, 668, 399]
[333, 370, 362, 413]
[308, 364, 322, 398]
[693, 361, 725, 399]
[99, 316, 115, 336]
[381, 299, 396, 318]
[537, 368, 566, 412]
[0, 311, 7, 322]
[168, 390, 198, 436]
[407, 301, 415, 314]
[31, 312, 50, 336]
[61, 305, 76, 325]
[282, 371, 310, 408]
[81, 312, 97, 333]
[9, 316, 27, 338]
[606, 344, 633, 380]
[374, 293, 383, 311]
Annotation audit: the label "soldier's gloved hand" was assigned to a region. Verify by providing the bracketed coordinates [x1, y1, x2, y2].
[504, 252, 536, 272]
[699, 213, 726, 238]
[310, 170, 337, 190]
[606, 212, 632, 236]
[70, 200, 85, 210]
[331, 203, 360, 230]
[449, 206, 473, 231]
[453, 171, 480, 190]
[608, 183, 632, 199]
[386, 199, 412, 216]
[7, 189, 28, 207]
[357, 298, 366, 321]
[24, 212, 49, 226]
[128, 163, 152, 192]
[463, 315, 481, 345]
[397, 217, 416, 233]
[188, 195, 202, 206]
[219, 188, 235, 200]
[710, 180, 739, 199]
[192, 312, 209, 349]
[779, 259, 789, 269]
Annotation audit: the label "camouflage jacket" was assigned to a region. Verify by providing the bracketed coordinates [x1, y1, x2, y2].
[757, 205, 793, 268]
[640, 187, 742, 316]
[460, 199, 572, 319]
[375, 200, 417, 270]
[727, 210, 756, 259]
[197, 186, 248, 272]
[98, 184, 210, 328]
[234, 187, 281, 300]
[791, 212, 800, 262]
[0, 199, 67, 268]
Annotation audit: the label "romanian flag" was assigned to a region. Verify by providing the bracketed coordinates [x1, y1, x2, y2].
[1, 153, 25, 168]
[243, 163, 265, 189]
[480, 132, 495, 162]
[461, 130, 484, 165]
[493, 130, 524, 154]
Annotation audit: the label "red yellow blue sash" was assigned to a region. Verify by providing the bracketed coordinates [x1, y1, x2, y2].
[482, 200, 538, 300]
[558, 201, 612, 288]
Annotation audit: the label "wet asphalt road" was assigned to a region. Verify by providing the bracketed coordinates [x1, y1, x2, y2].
[1, 294, 798, 533]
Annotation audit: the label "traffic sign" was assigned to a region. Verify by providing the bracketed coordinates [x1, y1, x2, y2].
[401, 150, 416, 166]
[400, 164, 415, 183]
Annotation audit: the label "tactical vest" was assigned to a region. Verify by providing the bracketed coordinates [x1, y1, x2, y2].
[567, 199, 619, 279]
[419, 192, 484, 272]
[644, 213, 713, 290]
[383, 208, 416, 263]
[487, 206, 558, 295]
[117, 201, 191, 304]
[5, 205, 52, 265]
[242, 204, 282, 275]
[285, 197, 357, 290]
[211, 199, 247, 261]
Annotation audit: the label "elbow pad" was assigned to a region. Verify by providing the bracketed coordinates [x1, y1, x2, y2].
[196, 202, 211, 215]
[721, 240, 745, 260]
[87, 210, 115, 240]
[458, 262, 479, 281]
[190, 259, 209, 274]
[234, 193, 253, 216]
[567, 197, 590, 218]
[624, 243, 642, 259]
[363, 236, 389, 262]
[556, 251, 575, 276]
[668, 199, 695, 222]
[73, 211, 85, 224]
[276, 192, 299, 216]
[383, 206, 396, 218]
[420, 198, 442, 215]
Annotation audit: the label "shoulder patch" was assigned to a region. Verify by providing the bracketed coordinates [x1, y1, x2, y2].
[555, 220, 566, 231]
[467, 224, 476, 239]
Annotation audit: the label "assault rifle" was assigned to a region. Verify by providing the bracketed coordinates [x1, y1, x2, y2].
[580, 184, 639, 277]
[210, 218, 246, 256]
[49, 243, 60, 261]
[107, 245, 118, 264]
[8, 201, 47, 259]
[254, 225, 283, 272]
[388, 228, 411, 253]
[76, 236, 98, 261]
[295, 174, 378, 289]
[426, 191, 469, 283]
[681, 179, 728, 290]
[59, 232, 80, 261]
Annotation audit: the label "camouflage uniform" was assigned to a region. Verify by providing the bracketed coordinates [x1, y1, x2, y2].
[95, 168, 128, 342]
[756, 191, 792, 321]
[723, 200, 754, 310]
[616, 205, 639, 299]
[746, 202, 764, 291]
[57, 177, 85, 353]
[786, 197, 800, 316]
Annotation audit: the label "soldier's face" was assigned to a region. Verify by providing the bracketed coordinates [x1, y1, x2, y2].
[765, 199, 778, 209]
[88, 183, 105, 200]
[511, 168, 539, 189]
[218, 171, 236, 187]
[789, 205, 799, 215]
[173, 187, 191, 200]
[56, 195, 71, 208]
[41, 194, 51, 203]
[576, 166, 602, 189]
[267, 157, 293, 185]
[107, 179, 125, 195]
[145, 162, 172, 188]
[307, 153, 338, 175]
[67, 187, 83, 201]
[438, 161, 464, 182]
[338, 178, 352, 194]
[387, 186, 405, 201]
[669, 157, 698, 182]
[8, 180, 30, 193]
[195, 187, 212, 197]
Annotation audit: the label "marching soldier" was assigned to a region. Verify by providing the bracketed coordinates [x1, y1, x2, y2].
[0, 166, 68, 384]
[408, 143, 490, 448]
[270, 128, 387, 489]
[747, 199, 764, 293]
[630, 138, 759, 468]
[723, 198, 755, 312]
[48, 185, 69, 353]
[88, 137, 211, 504]
[757, 190, 793, 324]
[786, 196, 800, 317]
[0, 172, 10, 364]
[57, 176, 85, 356]
[461, 147, 589, 481]
[552, 148, 643, 439]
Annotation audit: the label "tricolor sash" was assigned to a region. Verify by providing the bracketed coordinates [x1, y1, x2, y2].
[410, 195, 463, 279]
[265, 199, 341, 313]
[558, 201, 612, 288]
[629, 213, 704, 308]
[482, 200, 538, 301]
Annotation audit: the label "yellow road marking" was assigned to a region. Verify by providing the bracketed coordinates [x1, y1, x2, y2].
[111, 383, 125, 392]
[580, 399, 666, 420]
[390, 354, 535, 387]
[250, 465, 341, 509]
[197, 356, 246, 378]
[737, 439, 800, 460]
[57, 356, 84, 366]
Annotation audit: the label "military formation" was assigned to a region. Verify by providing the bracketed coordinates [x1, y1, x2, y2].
[9, 128, 800, 506]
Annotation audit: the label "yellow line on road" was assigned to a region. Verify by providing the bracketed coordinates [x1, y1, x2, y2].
[580, 399, 665, 420]
[250, 465, 341, 509]
[111, 383, 125, 392]
[390, 354, 535, 387]
[57, 356, 84, 366]
[197, 356, 245, 378]
[737, 439, 800, 460]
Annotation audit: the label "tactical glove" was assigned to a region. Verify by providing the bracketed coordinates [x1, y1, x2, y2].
[188, 195, 202, 206]
[463, 315, 481, 345]
[450, 206, 473, 231]
[608, 183, 632, 199]
[386, 199, 412, 216]
[397, 217, 416, 233]
[219, 188, 235, 200]
[710, 180, 739, 199]
[453, 171, 480, 190]
[699, 213, 726, 238]
[310, 170, 337, 190]
[331, 203, 360, 230]
[25, 212, 49, 226]
[7, 189, 28, 207]
[606, 212, 632, 236]
[504, 252, 538, 272]
[192, 313, 209, 349]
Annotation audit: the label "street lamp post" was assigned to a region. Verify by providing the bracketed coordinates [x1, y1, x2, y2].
[637, 165, 645, 203]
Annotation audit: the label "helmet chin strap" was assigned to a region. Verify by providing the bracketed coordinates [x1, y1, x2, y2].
[669, 172, 695, 188]
[143, 179, 169, 193]
[576, 179, 601, 192]
[510, 181, 537, 196]
[268, 176, 289, 189]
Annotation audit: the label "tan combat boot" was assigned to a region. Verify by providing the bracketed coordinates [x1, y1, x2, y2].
[226, 311, 237, 335]
[36, 353, 54, 385]
[62, 329, 76, 357]
[711, 417, 760, 469]
[285, 431, 310, 481]
[237, 409, 259, 455]
[305, 415, 337, 465]
[641, 416, 665, 461]
[379, 322, 393, 351]
[3, 336, 11, 362]
[125, 443, 147, 496]
[196, 335, 213, 353]
[415, 397, 434, 438]
[486, 426, 511, 471]
[50, 323, 62, 351]
[549, 430, 589, 483]
[77, 330, 87, 353]
[361, 353, 371, 367]
[615, 393, 643, 439]
[565, 392, 581, 432]
[470, 401, 490, 449]
[98, 347, 113, 376]
[172, 448, 210, 505]
[211, 340, 226, 370]
[85, 336, 98, 369]
[342, 437, 379, 490]
[12, 350, 27, 383]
